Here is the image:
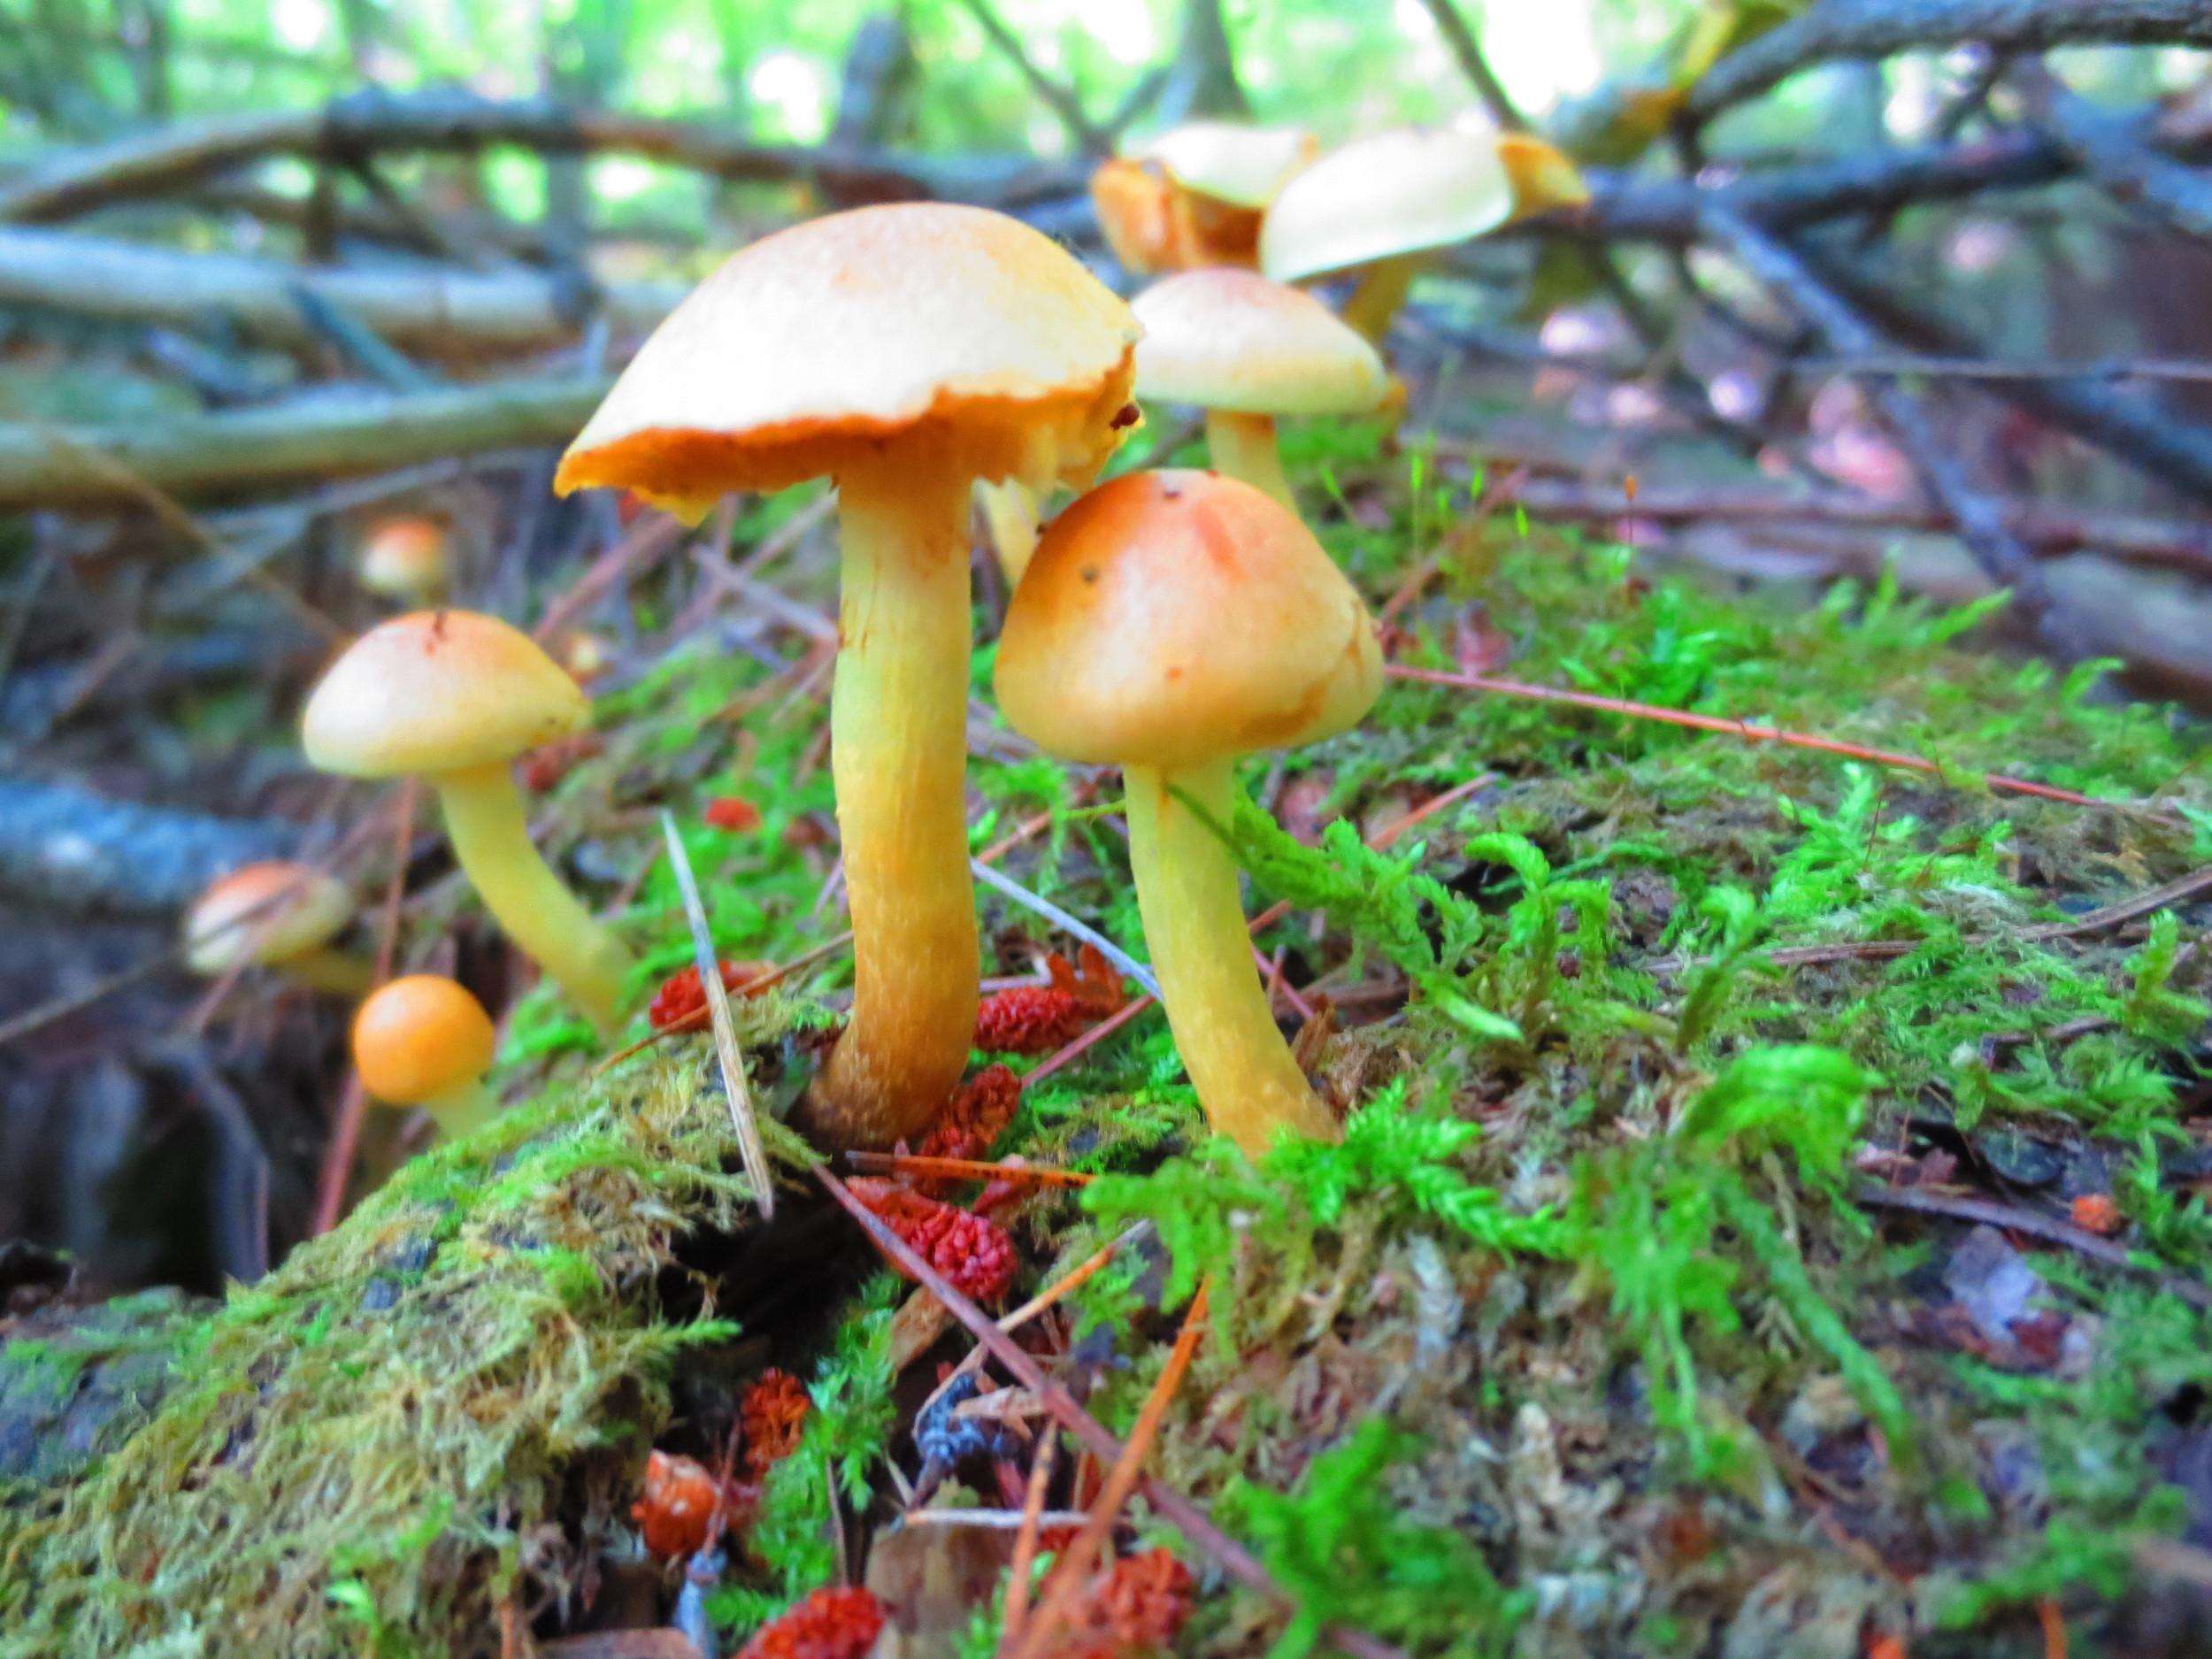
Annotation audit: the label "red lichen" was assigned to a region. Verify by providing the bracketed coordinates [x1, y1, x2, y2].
[1045, 1549, 1197, 1657]
[648, 958, 777, 1032]
[849, 1179, 1018, 1303]
[739, 1587, 885, 1659]
[741, 1369, 810, 1482]
[973, 945, 1125, 1055]
[704, 795, 764, 832]
[630, 1450, 735, 1560]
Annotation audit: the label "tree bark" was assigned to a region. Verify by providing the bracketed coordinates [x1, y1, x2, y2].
[1155, 0, 1248, 126]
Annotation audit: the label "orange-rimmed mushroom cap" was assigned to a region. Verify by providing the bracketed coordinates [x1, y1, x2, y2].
[303, 611, 590, 779]
[1260, 126, 1516, 284]
[353, 975, 496, 1105]
[1132, 122, 1318, 210]
[184, 861, 352, 973]
[1496, 133, 1592, 219]
[552, 204, 1141, 519]
[357, 518, 450, 599]
[1133, 269, 1387, 417]
[995, 470, 1381, 772]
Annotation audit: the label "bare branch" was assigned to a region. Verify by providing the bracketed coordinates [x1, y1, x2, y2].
[0, 376, 611, 509]
[1699, 202, 2053, 625]
[1412, 0, 1527, 132]
[2012, 58, 2212, 239]
[953, 0, 1108, 155]
[1687, 0, 2212, 127]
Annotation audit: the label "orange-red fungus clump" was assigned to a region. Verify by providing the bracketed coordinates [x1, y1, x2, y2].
[518, 733, 604, 793]
[915, 1064, 1022, 1165]
[741, 1369, 810, 1480]
[648, 958, 776, 1031]
[704, 796, 764, 832]
[1055, 1549, 1198, 1656]
[738, 1586, 886, 1659]
[973, 944, 1125, 1055]
[630, 1450, 737, 1560]
[849, 1179, 1018, 1303]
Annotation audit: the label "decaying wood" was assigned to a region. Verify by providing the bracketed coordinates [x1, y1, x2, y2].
[0, 91, 1086, 226]
[1686, 0, 2212, 127]
[0, 226, 680, 357]
[0, 376, 611, 509]
[0, 778, 298, 915]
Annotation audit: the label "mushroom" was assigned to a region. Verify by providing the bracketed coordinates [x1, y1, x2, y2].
[302, 609, 635, 1033]
[1131, 268, 1386, 511]
[553, 204, 1140, 1148]
[975, 478, 1042, 587]
[357, 517, 450, 605]
[352, 974, 501, 1138]
[184, 860, 367, 995]
[995, 470, 1381, 1158]
[1092, 123, 1317, 275]
[1495, 132, 1592, 221]
[1260, 125, 1516, 343]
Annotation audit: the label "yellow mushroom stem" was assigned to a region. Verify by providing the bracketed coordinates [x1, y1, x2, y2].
[275, 945, 374, 997]
[804, 455, 981, 1147]
[432, 762, 634, 1034]
[1203, 411, 1294, 511]
[1340, 252, 1429, 345]
[418, 1077, 499, 1138]
[1122, 758, 1340, 1160]
[977, 479, 1042, 587]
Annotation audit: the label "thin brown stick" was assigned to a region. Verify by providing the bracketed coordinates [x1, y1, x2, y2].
[1013, 1279, 1211, 1659]
[811, 1168, 1411, 1659]
[844, 1151, 1094, 1188]
[1002, 1425, 1062, 1644]
[1855, 1184, 2210, 1309]
[1385, 664, 2147, 814]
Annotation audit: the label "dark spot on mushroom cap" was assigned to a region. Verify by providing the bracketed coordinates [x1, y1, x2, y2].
[1080, 566, 1100, 584]
[1110, 403, 1141, 430]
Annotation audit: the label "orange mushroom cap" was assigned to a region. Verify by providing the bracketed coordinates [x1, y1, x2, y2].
[184, 861, 353, 973]
[552, 203, 1141, 519]
[303, 610, 590, 779]
[352, 975, 497, 1105]
[995, 470, 1381, 772]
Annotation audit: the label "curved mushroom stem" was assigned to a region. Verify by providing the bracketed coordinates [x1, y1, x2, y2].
[1123, 758, 1340, 1160]
[419, 1077, 499, 1138]
[277, 945, 375, 998]
[432, 762, 634, 1035]
[1204, 411, 1294, 511]
[1340, 252, 1428, 345]
[976, 479, 1042, 587]
[802, 456, 980, 1148]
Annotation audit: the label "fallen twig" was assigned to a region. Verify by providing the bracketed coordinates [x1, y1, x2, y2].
[813, 1168, 1410, 1659]
[844, 1151, 1094, 1188]
[1855, 1183, 2212, 1308]
[1384, 664, 2150, 815]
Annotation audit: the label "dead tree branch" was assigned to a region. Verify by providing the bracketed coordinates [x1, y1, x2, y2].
[1700, 202, 2054, 628]
[1687, 1, 2212, 127]
[0, 778, 298, 915]
[953, 0, 1107, 155]
[0, 376, 611, 509]
[0, 227, 679, 357]
[0, 91, 1086, 225]
[2011, 59, 2212, 240]
[1413, 0, 1527, 132]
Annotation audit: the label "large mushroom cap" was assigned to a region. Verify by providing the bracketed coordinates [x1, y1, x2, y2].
[353, 975, 496, 1104]
[1133, 269, 1387, 417]
[184, 861, 352, 972]
[1132, 122, 1317, 209]
[1260, 125, 1515, 284]
[554, 203, 1142, 518]
[995, 470, 1381, 771]
[303, 610, 590, 779]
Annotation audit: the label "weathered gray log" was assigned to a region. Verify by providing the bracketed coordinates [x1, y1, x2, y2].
[0, 778, 297, 915]
[0, 227, 680, 357]
[0, 91, 1086, 225]
[0, 375, 611, 509]
[1687, 1, 2212, 126]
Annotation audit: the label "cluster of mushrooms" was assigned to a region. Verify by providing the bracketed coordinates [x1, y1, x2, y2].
[186, 115, 1585, 1169]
